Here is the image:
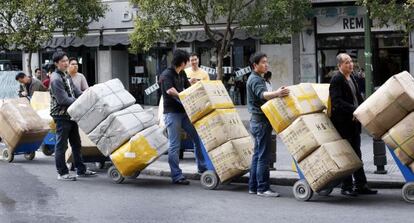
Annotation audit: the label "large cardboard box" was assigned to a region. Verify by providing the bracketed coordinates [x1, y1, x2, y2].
[208, 136, 254, 182]
[194, 109, 250, 152]
[68, 79, 136, 134]
[261, 83, 325, 133]
[179, 80, 234, 123]
[354, 71, 414, 138]
[30, 91, 55, 130]
[110, 125, 168, 177]
[0, 98, 50, 153]
[298, 140, 363, 192]
[89, 105, 156, 156]
[382, 112, 414, 159]
[279, 113, 341, 162]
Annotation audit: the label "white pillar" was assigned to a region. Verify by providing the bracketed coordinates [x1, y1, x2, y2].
[22, 52, 40, 75]
[97, 49, 112, 83]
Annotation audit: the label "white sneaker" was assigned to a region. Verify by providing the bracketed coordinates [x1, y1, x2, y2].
[257, 189, 280, 197]
[57, 174, 77, 181]
[76, 169, 97, 177]
[249, 190, 257, 195]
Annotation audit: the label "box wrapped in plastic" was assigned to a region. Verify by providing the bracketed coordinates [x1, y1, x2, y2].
[279, 113, 341, 162]
[194, 109, 250, 152]
[179, 80, 234, 123]
[261, 83, 325, 133]
[298, 140, 362, 192]
[89, 105, 156, 156]
[110, 125, 168, 177]
[68, 79, 136, 134]
[208, 136, 254, 182]
[30, 91, 55, 130]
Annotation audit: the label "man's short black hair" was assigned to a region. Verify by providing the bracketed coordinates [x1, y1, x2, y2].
[52, 51, 67, 64]
[69, 57, 78, 64]
[249, 52, 267, 67]
[34, 68, 41, 73]
[172, 50, 190, 67]
[15, 72, 27, 80]
[190, 52, 198, 58]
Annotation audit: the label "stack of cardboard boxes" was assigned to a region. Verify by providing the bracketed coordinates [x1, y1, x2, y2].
[354, 71, 414, 173]
[68, 79, 168, 177]
[179, 81, 254, 182]
[262, 83, 362, 192]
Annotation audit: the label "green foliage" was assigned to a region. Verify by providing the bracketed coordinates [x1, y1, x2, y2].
[0, 0, 107, 52]
[358, 0, 414, 33]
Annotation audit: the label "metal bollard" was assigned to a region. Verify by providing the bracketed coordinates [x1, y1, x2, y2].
[373, 138, 387, 174]
[269, 134, 277, 171]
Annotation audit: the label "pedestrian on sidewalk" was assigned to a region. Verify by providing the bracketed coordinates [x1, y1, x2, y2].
[247, 52, 289, 197]
[15, 72, 48, 99]
[50, 51, 96, 181]
[68, 57, 89, 92]
[329, 53, 377, 196]
[184, 52, 210, 85]
[159, 49, 207, 185]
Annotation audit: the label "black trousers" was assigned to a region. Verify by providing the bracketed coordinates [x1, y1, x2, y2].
[342, 132, 368, 190]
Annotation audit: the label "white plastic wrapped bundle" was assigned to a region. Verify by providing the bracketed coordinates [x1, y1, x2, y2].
[88, 105, 157, 156]
[67, 79, 136, 133]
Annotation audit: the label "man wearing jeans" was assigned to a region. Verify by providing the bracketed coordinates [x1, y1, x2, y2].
[50, 51, 96, 181]
[246, 52, 289, 197]
[159, 49, 207, 185]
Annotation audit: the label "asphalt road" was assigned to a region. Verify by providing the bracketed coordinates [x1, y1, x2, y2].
[0, 153, 412, 223]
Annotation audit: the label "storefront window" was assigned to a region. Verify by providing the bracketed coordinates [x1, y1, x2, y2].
[0, 51, 22, 71]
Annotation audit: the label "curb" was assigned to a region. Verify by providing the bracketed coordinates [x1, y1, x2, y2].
[141, 168, 405, 189]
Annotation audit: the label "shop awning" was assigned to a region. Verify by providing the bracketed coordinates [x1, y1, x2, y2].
[102, 33, 131, 46]
[175, 29, 257, 42]
[42, 35, 100, 48]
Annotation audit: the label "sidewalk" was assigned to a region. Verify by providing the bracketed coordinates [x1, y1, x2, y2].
[143, 105, 406, 188]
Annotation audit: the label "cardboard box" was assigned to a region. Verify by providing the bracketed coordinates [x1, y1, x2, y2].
[393, 148, 413, 165]
[0, 98, 50, 153]
[354, 71, 414, 138]
[382, 112, 414, 159]
[88, 105, 157, 156]
[261, 83, 325, 133]
[110, 125, 168, 177]
[194, 109, 250, 152]
[298, 140, 363, 192]
[68, 79, 136, 134]
[179, 80, 234, 123]
[279, 113, 342, 162]
[312, 84, 331, 116]
[208, 136, 254, 182]
[65, 128, 102, 163]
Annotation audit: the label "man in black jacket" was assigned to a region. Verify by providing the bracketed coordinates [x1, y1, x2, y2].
[50, 51, 96, 181]
[330, 53, 377, 196]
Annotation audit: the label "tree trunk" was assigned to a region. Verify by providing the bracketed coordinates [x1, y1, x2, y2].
[27, 51, 33, 76]
[216, 50, 224, 81]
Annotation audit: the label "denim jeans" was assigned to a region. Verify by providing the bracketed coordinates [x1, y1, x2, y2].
[249, 119, 272, 193]
[164, 113, 207, 182]
[55, 119, 86, 175]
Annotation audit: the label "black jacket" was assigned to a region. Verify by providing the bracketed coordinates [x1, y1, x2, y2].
[329, 72, 364, 138]
[50, 70, 82, 120]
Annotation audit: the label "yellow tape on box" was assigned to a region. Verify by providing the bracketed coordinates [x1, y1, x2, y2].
[261, 83, 325, 133]
[110, 125, 168, 177]
[179, 80, 234, 123]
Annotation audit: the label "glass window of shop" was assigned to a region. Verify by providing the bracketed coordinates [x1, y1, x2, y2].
[40, 46, 97, 85]
[0, 51, 23, 71]
[316, 33, 409, 89]
[128, 46, 173, 105]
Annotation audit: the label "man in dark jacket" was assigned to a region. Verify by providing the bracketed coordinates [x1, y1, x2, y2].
[15, 72, 48, 98]
[50, 51, 96, 181]
[329, 53, 377, 196]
